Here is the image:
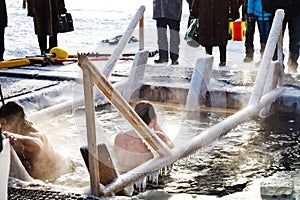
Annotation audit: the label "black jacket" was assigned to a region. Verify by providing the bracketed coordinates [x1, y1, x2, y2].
[262, 0, 300, 17]
[0, 0, 7, 28]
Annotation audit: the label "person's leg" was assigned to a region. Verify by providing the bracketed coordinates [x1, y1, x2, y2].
[243, 16, 255, 62]
[0, 27, 5, 61]
[155, 18, 169, 63]
[205, 46, 213, 55]
[287, 14, 300, 73]
[168, 19, 180, 64]
[48, 34, 58, 53]
[257, 20, 269, 58]
[219, 45, 226, 66]
[38, 35, 47, 54]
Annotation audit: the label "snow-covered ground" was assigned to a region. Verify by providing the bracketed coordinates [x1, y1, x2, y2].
[4, 0, 296, 72]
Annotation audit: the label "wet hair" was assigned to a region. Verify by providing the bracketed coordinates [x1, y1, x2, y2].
[134, 101, 156, 125]
[0, 101, 32, 127]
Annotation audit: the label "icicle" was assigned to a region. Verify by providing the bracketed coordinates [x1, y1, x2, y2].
[134, 179, 143, 192]
[148, 171, 159, 185]
[142, 176, 147, 191]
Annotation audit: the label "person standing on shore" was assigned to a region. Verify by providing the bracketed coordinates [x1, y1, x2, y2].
[275, 0, 300, 74]
[243, 0, 256, 62]
[153, 0, 183, 65]
[191, 0, 240, 67]
[25, 0, 67, 55]
[248, 0, 272, 59]
[0, 0, 7, 61]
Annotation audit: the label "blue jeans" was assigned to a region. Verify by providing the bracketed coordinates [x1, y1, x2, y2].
[156, 18, 180, 61]
[257, 20, 272, 54]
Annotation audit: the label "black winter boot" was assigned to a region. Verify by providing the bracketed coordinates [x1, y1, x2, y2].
[243, 50, 254, 62]
[219, 46, 226, 66]
[260, 42, 266, 59]
[288, 51, 298, 74]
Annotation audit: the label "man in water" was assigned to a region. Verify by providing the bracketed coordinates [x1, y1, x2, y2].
[0, 101, 73, 180]
[114, 101, 174, 173]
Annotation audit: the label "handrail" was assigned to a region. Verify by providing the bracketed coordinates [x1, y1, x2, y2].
[100, 11, 287, 195]
[79, 56, 171, 157]
[78, 8, 286, 197]
[77, 5, 147, 196]
[102, 5, 145, 78]
[28, 6, 145, 124]
[248, 9, 285, 106]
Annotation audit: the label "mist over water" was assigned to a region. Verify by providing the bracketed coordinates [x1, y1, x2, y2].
[29, 101, 300, 197]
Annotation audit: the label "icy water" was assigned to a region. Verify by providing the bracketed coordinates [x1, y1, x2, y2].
[22, 101, 299, 198]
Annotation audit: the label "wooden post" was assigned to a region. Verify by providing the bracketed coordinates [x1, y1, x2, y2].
[186, 56, 213, 110]
[79, 59, 101, 196]
[79, 55, 171, 158]
[249, 9, 284, 106]
[123, 50, 149, 102]
[102, 6, 145, 79]
[259, 61, 280, 118]
[139, 15, 144, 51]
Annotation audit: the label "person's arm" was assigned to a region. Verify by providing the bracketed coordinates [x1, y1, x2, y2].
[3, 132, 42, 154]
[190, 0, 199, 18]
[57, 0, 67, 14]
[247, 0, 255, 22]
[247, 0, 254, 15]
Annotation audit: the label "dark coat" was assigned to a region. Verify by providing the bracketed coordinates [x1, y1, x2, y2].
[28, 0, 66, 36]
[191, 0, 239, 47]
[153, 0, 183, 21]
[0, 0, 7, 28]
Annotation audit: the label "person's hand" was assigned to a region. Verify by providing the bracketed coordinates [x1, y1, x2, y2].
[229, 12, 240, 22]
[59, 8, 67, 14]
[247, 14, 255, 23]
[3, 132, 17, 145]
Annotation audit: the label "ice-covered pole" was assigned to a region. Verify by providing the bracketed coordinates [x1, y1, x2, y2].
[102, 87, 285, 195]
[248, 9, 284, 106]
[102, 5, 145, 79]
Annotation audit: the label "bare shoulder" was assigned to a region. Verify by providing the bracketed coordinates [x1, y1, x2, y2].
[155, 131, 174, 148]
[114, 131, 125, 145]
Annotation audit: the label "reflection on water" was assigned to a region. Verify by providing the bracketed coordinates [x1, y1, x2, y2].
[19, 105, 300, 197]
[156, 112, 300, 197]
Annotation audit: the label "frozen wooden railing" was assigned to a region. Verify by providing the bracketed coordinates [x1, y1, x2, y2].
[28, 5, 145, 124]
[78, 9, 285, 197]
[78, 5, 148, 196]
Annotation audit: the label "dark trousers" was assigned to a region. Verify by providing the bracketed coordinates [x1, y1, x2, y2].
[244, 18, 255, 57]
[205, 46, 226, 63]
[257, 20, 272, 55]
[156, 18, 180, 61]
[282, 13, 300, 67]
[38, 35, 58, 54]
[0, 27, 5, 61]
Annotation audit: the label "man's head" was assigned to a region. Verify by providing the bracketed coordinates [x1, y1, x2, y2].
[134, 101, 156, 126]
[0, 101, 31, 132]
